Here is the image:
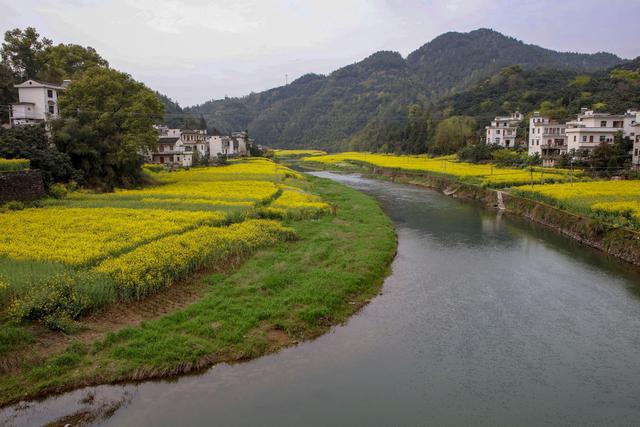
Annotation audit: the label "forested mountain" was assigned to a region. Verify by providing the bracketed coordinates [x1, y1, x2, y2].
[184, 28, 626, 150]
[441, 58, 640, 126]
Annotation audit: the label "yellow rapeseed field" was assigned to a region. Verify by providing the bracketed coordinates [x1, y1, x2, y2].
[0, 207, 225, 265]
[273, 149, 327, 157]
[303, 152, 575, 188]
[513, 180, 640, 227]
[0, 158, 330, 322]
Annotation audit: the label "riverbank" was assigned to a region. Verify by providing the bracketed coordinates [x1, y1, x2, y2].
[0, 175, 396, 407]
[301, 161, 640, 267]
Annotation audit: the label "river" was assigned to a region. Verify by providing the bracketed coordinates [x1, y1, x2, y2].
[3, 172, 640, 426]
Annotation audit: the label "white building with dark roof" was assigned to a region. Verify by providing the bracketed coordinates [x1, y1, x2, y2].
[10, 79, 69, 126]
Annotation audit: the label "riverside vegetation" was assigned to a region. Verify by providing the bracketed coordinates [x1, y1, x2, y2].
[0, 158, 396, 405]
[301, 152, 640, 230]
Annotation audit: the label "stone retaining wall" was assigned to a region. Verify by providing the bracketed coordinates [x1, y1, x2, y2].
[0, 170, 45, 202]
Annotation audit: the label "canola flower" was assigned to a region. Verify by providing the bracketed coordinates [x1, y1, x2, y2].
[1, 158, 331, 323]
[513, 180, 640, 227]
[267, 186, 331, 218]
[591, 201, 640, 220]
[273, 149, 327, 157]
[95, 219, 296, 297]
[0, 158, 30, 172]
[0, 207, 225, 265]
[304, 152, 578, 188]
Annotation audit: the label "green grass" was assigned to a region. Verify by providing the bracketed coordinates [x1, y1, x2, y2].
[0, 175, 396, 406]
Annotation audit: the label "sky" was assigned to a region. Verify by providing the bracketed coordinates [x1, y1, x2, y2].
[1, 0, 639, 106]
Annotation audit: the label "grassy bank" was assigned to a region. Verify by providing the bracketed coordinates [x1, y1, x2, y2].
[0, 174, 396, 407]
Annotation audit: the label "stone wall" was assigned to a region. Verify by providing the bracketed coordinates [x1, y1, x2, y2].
[0, 170, 45, 202]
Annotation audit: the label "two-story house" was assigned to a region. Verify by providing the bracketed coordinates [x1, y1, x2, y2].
[566, 108, 638, 155]
[485, 112, 523, 148]
[10, 79, 69, 127]
[180, 129, 208, 160]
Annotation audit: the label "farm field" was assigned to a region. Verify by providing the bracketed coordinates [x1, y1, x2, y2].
[302, 152, 583, 188]
[513, 180, 640, 229]
[0, 158, 329, 334]
[0, 169, 396, 407]
[273, 149, 327, 158]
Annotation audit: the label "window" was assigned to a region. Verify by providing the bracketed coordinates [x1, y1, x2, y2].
[582, 136, 587, 142]
[496, 129, 500, 134]
[48, 105, 54, 114]
[600, 121, 607, 127]
[47, 90, 53, 98]
[613, 121, 623, 128]
[495, 137, 500, 143]
[589, 136, 594, 143]
[599, 135, 606, 142]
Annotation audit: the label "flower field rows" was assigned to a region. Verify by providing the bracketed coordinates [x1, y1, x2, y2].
[302, 151, 640, 229]
[303, 152, 581, 188]
[0, 158, 330, 325]
[513, 181, 640, 228]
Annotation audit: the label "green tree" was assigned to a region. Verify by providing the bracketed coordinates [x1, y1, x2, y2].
[0, 125, 78, 188]
[431, 116, 476, 154]
[53, 68, 164, 189]
[0, 62, 16, 123]
[37, 43, 108, 83]
[1, 27, 52, 79]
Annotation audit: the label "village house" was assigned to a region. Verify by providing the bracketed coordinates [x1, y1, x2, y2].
[528, 112, 567, 166]
[485, 112, 523, 147]
[9, 79, 70, 127]
[180, 129, 208, 160]
[565, 108, 638, 155]
[148, 126, 191, 167]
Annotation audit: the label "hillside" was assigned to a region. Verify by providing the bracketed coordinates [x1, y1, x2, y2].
[183, 28, 625, 150]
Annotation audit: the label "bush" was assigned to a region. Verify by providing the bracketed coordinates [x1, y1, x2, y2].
[48, 183, 69, 199]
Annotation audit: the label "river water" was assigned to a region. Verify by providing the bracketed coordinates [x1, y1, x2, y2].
[3, 172, 640, 426]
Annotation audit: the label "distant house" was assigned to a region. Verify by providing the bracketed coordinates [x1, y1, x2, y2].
[9, 79, 70, 127]
[485, 112, 523, 147]
[149, 126, 251, 168]
[565, 108, 639, 155]
[180, 129, 208, 160]
[528, 112, 567, 166]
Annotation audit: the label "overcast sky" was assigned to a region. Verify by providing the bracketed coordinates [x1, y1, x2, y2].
[2, 0, 639, 106]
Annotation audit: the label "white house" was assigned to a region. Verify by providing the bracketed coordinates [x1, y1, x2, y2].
[208, 132, 250, 158]
[566, 108, 638, 155]
[9, 79, 69, 127]
[180, 129, 208, 160]
[485, 112, 523, 148]
[528, 112, 567, 166]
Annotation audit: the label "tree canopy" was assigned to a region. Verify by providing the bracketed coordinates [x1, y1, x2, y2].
[54, 67, 163, 189]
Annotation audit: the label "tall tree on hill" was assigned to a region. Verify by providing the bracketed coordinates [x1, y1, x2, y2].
[0, 27, 51, 80]
[36, 43, 108, 83]
[53, 68, 164, 189]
